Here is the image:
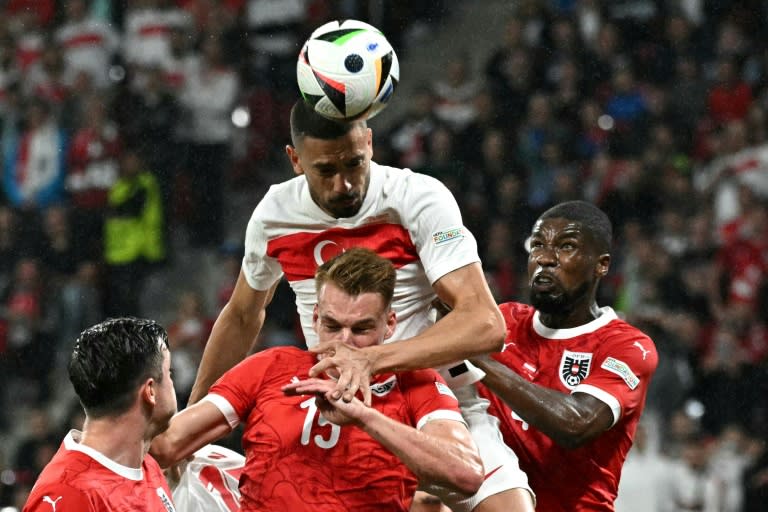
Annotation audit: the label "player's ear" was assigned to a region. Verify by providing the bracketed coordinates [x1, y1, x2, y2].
[142, 378, 158, 406]
[366, 127, 373, 158]
[383, 309, 396, 340]
[285, 145, 304, 176]
[312, 303, 320, 330]
[596, 253, 610, 278]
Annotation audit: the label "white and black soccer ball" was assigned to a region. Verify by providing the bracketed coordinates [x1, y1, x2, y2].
[296, 19, 400, 121]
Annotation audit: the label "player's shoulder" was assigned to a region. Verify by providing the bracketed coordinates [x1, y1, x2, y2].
[499, 301, 535, 318]
[397, 368, 442, 385]
[374, 162, 448, 195]
[598, 315, 658, 369]
[245, 346, 315, 376]
[601, 315, 656, 349]
[253, 176, 305, 214]
[498, 301, 535, 328]
[25, 477, 93, 511]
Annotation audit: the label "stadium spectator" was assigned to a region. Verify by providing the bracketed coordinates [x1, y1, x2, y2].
[151, 248, 484, 511]
[432, 53, 482, 132]
[386, 85, 439, 170]
[22, 317, 177, 512]
[103, 149, 165, 317]
[2, 100, 66, 213]
[22, 41, 68, 112]
[707, 58, 753, 126]
[54, 0, 119, 89]
[167, 290, 212, 406]
[66, 95, 120, 259]
[614, 422, 668, 512]
[178, 34, 239, 247]
[122, 0, 191, 68]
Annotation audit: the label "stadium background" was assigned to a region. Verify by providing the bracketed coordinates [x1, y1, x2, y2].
[0, 0, 766, 510]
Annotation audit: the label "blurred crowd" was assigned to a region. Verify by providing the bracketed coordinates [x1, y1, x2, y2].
[0, 0, 766, 510]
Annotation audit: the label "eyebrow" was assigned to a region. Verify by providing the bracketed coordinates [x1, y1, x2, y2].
[320, 314, 377, 327]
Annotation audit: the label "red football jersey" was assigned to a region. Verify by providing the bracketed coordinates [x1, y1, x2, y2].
[478, 302, 658, 511]
[207, 346, 464, 512]
[24, 431, 175, 512]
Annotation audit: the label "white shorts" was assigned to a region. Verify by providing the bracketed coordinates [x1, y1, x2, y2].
[422, 385, 534, 512]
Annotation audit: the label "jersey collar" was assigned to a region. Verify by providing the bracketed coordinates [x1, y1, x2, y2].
[64, 430, 144, 481]
[533, 306, 618, 340]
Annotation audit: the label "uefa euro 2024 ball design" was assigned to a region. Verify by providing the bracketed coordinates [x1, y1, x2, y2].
[297, 20, 400, 121]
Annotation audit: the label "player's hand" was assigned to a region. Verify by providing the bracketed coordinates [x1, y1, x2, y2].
[309, 341, 375, 406]
[282, 377, 366, 426]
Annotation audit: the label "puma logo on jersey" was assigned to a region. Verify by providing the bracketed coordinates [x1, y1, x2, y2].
[502, 341, 516, 352]
[42, 496, 62, 511]
[632, 341, 651, 360]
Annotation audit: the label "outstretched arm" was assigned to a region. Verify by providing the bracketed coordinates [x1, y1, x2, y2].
[471, 355, 613, 449]
[150, 401, 233, 468]
[310, 263, 505, 403]
[188, 271, 276, 404]
[283, 378, 483, 495]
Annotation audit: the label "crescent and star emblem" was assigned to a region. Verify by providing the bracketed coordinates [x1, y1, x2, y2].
[313, 240, 342, 265]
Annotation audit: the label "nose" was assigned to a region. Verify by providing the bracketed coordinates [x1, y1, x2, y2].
[337, 327, 354, 345]
[535, 246, 558, 267]
[332, 173, 352, 193]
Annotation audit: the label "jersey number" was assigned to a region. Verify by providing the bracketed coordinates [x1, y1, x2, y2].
[300, 397, 340, 449]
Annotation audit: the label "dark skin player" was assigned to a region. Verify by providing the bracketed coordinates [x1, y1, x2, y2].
[471, 212, 614, 448]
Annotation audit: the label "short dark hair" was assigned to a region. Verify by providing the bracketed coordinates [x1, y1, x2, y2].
[315, 248, 396, 307]
[539, 200, 613, 253]
[290, 100, 365, 146]
[68, 317, 168, 418]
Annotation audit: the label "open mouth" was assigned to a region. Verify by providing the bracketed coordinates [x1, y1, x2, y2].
[532, 273, 557, 290]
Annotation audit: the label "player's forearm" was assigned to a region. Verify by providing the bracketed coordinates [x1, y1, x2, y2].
[473, 357, 604, 448]
[358, 411, 483, 495]
[371, 304, 505, 373]
[188, 304, 264, 404]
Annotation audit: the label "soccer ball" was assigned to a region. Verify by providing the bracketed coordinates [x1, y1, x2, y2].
[297, 20, 400, 121]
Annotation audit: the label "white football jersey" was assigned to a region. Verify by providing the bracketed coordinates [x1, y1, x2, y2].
[243, 162, 480, 347]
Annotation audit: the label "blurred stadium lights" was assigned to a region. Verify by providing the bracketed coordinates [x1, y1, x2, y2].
[232, 106, 251, 128]
[597, 114, 614, 131]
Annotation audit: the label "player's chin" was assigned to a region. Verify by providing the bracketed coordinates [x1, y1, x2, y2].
[530, 290, 567, 314]
[154, 409, 177, 436]
[326, 198, 362, 218]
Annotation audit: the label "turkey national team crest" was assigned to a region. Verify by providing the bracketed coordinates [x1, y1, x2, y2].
[559, 350, 593, 389]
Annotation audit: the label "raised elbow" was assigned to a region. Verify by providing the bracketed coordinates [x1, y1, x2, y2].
[551, 415, 603, 450]
[447, 458, 485, 496]
[481, 308, 506, 352]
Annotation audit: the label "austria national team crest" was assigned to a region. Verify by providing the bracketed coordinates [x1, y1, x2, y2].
[559, 350, 593, 389]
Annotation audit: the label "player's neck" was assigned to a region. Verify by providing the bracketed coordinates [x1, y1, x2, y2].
[539, 301, 601, 329]
[79, 416, 151, 469]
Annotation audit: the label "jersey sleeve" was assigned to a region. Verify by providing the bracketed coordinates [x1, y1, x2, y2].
[24, 484, 93, 511]
[400, 172, 480, 284]
[400, 369, 466, 430]
[207, 351, 273, 427]
[242, 194, 284, 291]
[572, 333, 658, 427]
